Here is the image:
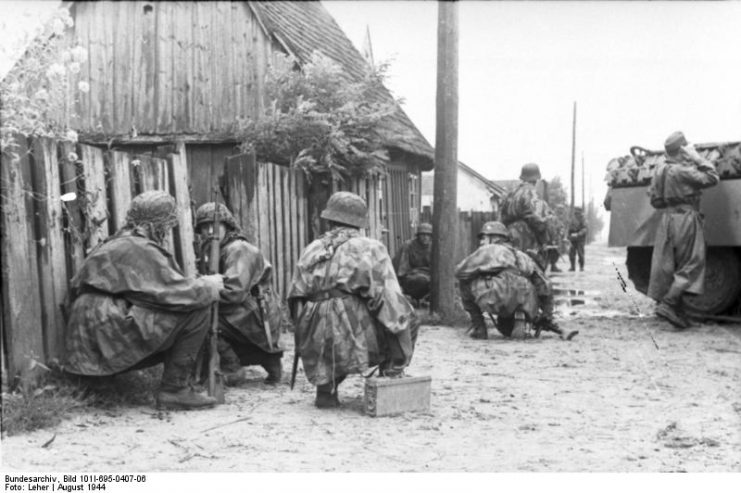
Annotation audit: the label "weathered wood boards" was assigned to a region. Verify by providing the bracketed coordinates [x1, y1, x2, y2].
[1, 136, 45, 387]
[1, 136, 197, 387]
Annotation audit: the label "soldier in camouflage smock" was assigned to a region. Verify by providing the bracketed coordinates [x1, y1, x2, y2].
[195, 203, 289, 386]
[455, 221, 577, 341]
[647, 131, 719, 329]
[288, 192, 420, 408]
[394, 222, 432, 303]
[500, 163, 551, 268]
[64, 191, 224, 410]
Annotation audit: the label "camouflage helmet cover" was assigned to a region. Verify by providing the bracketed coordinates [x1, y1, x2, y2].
[519, 162, 542, 181]
[479, 221, 510, 239]
[125, 190, 179, 229]
[195, 202, 238, 230]
[321, 191, 369, 228]
[416, 222, 433, 235]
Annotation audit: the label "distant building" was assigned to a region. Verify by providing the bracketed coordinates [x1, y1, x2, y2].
[422, 162, 505, 214]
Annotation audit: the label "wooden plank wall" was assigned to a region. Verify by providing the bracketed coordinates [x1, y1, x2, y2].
[1, 136, 45, 388]
[454, 210, 495, 264]
[223, 159, 309, 300]
[68, 1, 273, 136]
[0, 135, 196, 386]
[330, 174, 385, 243]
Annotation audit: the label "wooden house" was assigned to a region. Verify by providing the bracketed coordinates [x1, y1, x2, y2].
[421, 162, 505, 214]
[13, 2, 432, 236]
[10, 0, 434, 296]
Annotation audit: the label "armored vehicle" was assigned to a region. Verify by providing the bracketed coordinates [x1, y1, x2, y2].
[605, 141, 741, 315]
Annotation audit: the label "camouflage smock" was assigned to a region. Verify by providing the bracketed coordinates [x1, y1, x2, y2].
[198, 233, 286, 353]
[455, 242, 541, 320]
[64, 228, 219, 376]
[500, 181, 550, 257]
[288, 227, 417, 386]
[647, 155, 719, 301]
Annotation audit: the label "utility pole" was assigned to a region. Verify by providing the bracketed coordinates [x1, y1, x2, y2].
[581, 152, 585, 209]
[431, 0, 458, 319]
[570, 101, 577, 212]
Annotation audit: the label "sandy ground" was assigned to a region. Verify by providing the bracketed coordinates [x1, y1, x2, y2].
[2, 244, 740, 473]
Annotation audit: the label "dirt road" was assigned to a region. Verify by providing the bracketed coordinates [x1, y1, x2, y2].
[2, 244, 740, 472]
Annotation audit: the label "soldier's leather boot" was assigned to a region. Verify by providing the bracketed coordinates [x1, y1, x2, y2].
[156, 387, 218, 410]
[262, 355, 283, 385]
[470, 324, 488, 340]
[315, 382, 340, 409]
[675, 299, 693, 328]
[569, 264, 575, 272]
[469, 312, 488, 340]
[551, 265, 562, 273]
[656, 301, 690, 329]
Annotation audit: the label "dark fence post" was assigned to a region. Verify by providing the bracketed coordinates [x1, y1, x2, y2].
[31, 137, 69, 363]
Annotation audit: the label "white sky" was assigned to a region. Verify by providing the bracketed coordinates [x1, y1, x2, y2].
[2, 0, 740, 205]
[324, 0, 741, 205]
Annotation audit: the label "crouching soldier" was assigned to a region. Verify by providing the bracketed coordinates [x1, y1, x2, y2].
[394, 222, 432, 303]
[288, 192, 419, 408]
[63, 191, 224, 410]
[194, 203, 287, 386]
[455, 221, 578, 341]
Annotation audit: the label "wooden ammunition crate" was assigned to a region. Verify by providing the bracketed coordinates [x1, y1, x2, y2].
[364, 375, 431, 417]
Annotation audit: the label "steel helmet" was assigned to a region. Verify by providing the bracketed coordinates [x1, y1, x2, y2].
[519, 163, 542, 181]
[125, 190, 179, 229]
[320, 191, 369, 228]
[479, 221, 510, 239]
[416, 223, 432, 235]
[195, 202, 238, 230]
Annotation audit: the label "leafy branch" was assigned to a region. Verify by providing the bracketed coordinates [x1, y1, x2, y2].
[237, 52, 397, 181]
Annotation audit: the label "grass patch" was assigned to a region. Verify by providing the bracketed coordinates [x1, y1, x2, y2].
[1, 366, 162, 437]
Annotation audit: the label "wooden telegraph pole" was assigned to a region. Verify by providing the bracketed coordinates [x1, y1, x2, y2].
[570, 101, 577, 211]
[581, 152, 585, 209]
[431, 1, 459, 318]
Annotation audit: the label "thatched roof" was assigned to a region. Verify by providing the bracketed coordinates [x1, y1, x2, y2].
[250, 1, 434, 170]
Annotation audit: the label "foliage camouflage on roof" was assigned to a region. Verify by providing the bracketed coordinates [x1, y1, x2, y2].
[251, 1, 434, 170]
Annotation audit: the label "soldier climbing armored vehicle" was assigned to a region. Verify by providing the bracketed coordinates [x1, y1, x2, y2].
[605, 140, 741, 316]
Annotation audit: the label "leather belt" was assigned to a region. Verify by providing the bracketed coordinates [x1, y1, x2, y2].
[306, 288, 351, 302]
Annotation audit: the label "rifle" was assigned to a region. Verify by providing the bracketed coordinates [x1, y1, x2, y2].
[254, 283, 274, 351]
[207, 188, 226, 403]
[288, 298, 303, 390]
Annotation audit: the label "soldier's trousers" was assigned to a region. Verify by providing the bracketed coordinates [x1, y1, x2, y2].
[569, 240, 585, 269]
[131, 308, 211, 391]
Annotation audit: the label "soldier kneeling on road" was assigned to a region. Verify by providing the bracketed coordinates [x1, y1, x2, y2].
[194, 203, 288, 387]
[394, 222, 432, 305]
[63, 191, 224, 410]
[455, 221, 578, 341]
[288, 192, 419, 409]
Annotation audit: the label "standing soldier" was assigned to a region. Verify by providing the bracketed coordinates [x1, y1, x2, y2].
[567, 207, 588, 272]
[545, 206, 566, 273]
[64, 191, 224, 410]
[647, 131, 720, 328]
[194, 203, 287, 386]
[394, 222, 432, 303]
[500, 163, 550, 268]
[288, 192, 419, 408]
[455, 221, 577, 341]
